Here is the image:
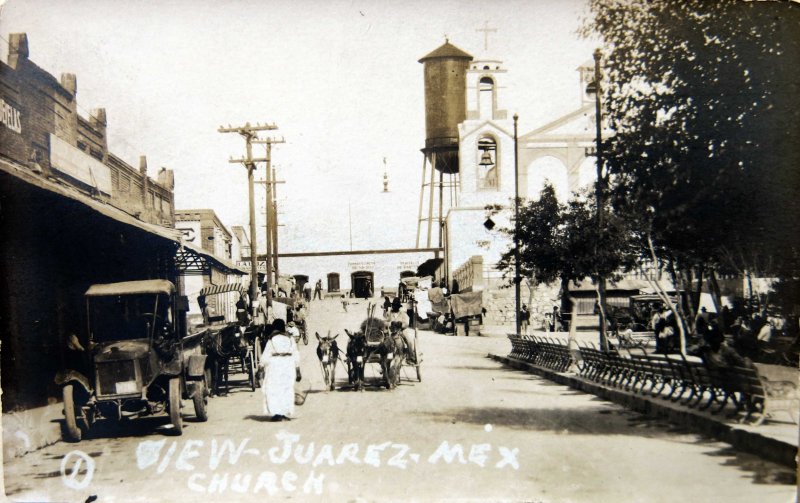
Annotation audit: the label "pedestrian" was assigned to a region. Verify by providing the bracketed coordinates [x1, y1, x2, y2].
[520, 304, 530, 335]
[313, 279, 323, 300]
[254, 290, 269, 326]
[258, 318, 301, 421]
[382, 295, 391, 318]
[341, 294, 349, 312]
[236, 292, 250, 326]
[551, 306, 561, 332]
[198, 295, 211, 325]
[303, 282, 312, 302]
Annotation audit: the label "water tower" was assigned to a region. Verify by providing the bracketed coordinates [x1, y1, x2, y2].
[416, 40, 473, 248]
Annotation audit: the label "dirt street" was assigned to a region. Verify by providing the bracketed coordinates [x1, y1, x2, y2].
[3, 298, 795, 502]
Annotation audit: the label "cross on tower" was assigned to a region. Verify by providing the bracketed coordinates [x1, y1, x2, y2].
[476, 21, 497, 51]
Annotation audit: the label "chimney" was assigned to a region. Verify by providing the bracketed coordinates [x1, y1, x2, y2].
[60, 73, 77, 96]
[140, 156, 149, 206]
[157, 167, 175, 190]
[8, 33, 29, 69]
[90, 108, 106, 128]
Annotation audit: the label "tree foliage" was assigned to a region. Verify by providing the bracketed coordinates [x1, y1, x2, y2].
[493, 184, 635, 296]
[583, 0, 800, 279]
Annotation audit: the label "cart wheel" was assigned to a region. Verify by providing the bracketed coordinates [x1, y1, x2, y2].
[248, 352, 257, 392]
[192, 378, 209, 422]
[254, 336, 262, 367]
[169, 377, 183, 435]
[62, 384, 82, 442]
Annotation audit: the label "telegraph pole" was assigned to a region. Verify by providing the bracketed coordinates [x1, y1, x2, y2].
[253, 137, 284, 301]
[271, 167, 281, 281]
[218, 122, 276, 305]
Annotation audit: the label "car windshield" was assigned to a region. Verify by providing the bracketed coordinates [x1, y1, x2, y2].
[88, 294, 168, 343]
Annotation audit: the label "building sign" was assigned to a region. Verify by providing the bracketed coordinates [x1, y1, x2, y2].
[177, 227, 197, 242]
[1, 98, 22, 133]
[348, 261, 375, 271]
[237, 260, 269, 273]
[49, 134, 112, 195]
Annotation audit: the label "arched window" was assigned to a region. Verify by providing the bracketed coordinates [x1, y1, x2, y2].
[477, 135, 498, 190]
[479, 76, 494, 119]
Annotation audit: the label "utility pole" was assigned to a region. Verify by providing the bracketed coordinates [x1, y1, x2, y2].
[271, 167, 281, 281]
[253, 137, 284, 302]
[219, 122, 276, 306]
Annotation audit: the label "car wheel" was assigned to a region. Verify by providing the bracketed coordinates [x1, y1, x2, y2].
[62, 384, 82, 442]
[169, 377, 183, 435]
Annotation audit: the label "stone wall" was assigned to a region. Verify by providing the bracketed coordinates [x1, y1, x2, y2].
[482, 274, 562, 329]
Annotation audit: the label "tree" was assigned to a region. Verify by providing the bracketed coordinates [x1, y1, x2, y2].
[491, 184, 635, 349]
[583, 0, 800, 320]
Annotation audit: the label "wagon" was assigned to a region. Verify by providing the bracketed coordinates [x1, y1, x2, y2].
[346, 303, 421, 390]
[198, 283, 260, 393]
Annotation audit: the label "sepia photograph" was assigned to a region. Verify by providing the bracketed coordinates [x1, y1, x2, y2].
[0, 0, 798, 501]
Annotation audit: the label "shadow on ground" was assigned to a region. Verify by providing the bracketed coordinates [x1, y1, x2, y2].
[417, 405, 796, 487]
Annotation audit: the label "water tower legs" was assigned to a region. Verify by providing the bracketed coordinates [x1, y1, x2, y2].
[415, 151, 460, 249]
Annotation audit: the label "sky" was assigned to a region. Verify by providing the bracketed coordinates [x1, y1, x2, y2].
[0, 0, 596, 253]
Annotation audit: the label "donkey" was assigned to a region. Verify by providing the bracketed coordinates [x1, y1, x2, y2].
[344, 329, 367, 391]
[315, 331, 340, 391]
[381, 321, 407, 388]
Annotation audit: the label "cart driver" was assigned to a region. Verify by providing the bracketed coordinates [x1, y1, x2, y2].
[387, 297, 417, 364]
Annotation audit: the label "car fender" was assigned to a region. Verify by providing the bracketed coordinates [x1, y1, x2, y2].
[54, 370, 93, 394]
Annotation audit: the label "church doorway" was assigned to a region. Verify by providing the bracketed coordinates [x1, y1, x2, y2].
[351, 271, 374, 299]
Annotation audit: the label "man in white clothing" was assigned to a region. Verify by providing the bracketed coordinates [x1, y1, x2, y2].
[259, 319, 300, 421]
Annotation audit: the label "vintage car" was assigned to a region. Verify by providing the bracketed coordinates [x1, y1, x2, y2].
[56, 279, 208, 441]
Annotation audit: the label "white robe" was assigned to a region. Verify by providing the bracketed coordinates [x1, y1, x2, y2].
[260, 333, 300, 417]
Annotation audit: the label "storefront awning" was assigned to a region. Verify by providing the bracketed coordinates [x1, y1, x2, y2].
[1, 158, 247, 277]
[199, 282, 245, 297]
[176, 241, 248, 276]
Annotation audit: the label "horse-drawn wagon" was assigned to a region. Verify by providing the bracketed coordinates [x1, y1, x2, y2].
[197, 283, 260, 394]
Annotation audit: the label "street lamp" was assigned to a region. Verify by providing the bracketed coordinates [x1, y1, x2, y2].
[591, 48, 609, 352]
[513, 114, 521, 336]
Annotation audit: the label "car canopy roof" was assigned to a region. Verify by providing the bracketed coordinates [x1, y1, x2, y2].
[85, 279, 176, 297]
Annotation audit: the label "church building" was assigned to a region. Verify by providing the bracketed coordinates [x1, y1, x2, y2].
[421, 36, 601, 331]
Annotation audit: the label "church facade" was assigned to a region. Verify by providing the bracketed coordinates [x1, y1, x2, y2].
[441, 45, 600, 331]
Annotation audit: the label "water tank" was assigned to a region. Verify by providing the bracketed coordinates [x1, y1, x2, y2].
[419, 41, 473, 173]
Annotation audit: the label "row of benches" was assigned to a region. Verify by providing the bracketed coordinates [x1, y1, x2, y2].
[507, 335, 798, 426]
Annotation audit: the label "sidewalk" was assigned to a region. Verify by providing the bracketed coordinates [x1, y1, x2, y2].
[2, 402, 64, 460]
[489, 352, 799, 468]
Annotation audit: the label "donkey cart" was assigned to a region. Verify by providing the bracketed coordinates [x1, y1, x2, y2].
[345, 303, 421, 390]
